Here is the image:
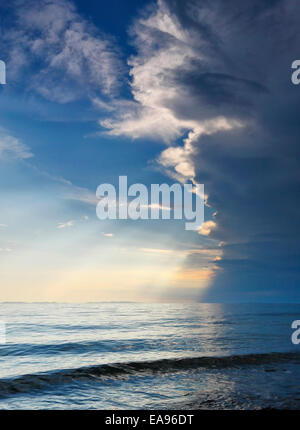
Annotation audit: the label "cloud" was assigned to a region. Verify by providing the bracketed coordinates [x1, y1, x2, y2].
[101, 0, 243, 143]
[158, 119, 241, 182]
[23, 161, 98, 207]
[0, 128, 33, 160]
[63, 185, 98, 206]
[159, 0, 300, 301]
[1, 0, 299, 302]
[2, 0, 124, 103]
[57, 220, 74, 229]
[140, 247, 222, 263]
[172, 268, 215, 283]
[102, 233, 114, 237]
[197, 220, 217, 236]
[140, 248, 175, 254]
[103, 0, 300, 301]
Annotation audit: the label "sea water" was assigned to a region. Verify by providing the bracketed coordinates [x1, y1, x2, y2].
[0, 302, 300, 409]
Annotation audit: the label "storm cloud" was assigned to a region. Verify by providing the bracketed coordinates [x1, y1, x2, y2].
[106, 0, 300, 301]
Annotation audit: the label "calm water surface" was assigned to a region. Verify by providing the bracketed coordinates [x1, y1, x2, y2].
[0, 302, 300, 409]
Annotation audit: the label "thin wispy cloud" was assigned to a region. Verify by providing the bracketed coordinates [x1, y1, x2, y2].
[140, 248, 175, 254]
[0, 128, 33, 160]
[2, 0, 124, 103]
[57, 220, 74, 229]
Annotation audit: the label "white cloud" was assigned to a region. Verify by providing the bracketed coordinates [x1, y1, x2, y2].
[25, 163, 98, 207]
[140, 248, 175, 254]
[197, 220, 217, 236]
[101, 1, 243, 145]
[57, 220, 74, 229]
[64, 186, 98, 206]
[158, 118, 241, 182]
[146, 203, 171, 211]
[4, 0, 123, 103]
[0, 128, 33, 160]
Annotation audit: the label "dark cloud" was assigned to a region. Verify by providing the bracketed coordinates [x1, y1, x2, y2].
[157, 0, 300, 301]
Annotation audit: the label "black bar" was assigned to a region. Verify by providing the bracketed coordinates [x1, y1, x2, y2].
[0, 410, 300, 426]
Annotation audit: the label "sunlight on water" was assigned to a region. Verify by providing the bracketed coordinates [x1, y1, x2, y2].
[0, 303, 300, 409]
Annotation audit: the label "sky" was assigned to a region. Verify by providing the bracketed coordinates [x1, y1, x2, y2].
[0, 0, 299, 303]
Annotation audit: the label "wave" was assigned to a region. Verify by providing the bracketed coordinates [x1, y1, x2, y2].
[0, 351, 299, 399]
[0, 340, 143, 356]
[7, 323, 121, 331]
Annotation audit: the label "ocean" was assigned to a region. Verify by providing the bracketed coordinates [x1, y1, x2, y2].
[0, 302, 300, 410]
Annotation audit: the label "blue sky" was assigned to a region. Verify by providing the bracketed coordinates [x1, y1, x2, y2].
[0, 0, 299, 302]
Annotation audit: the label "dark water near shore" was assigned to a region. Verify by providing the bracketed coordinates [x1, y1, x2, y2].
[0, 302, 300, 409]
